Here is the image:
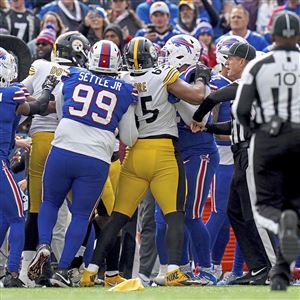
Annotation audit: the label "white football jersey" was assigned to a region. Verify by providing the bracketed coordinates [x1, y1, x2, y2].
[120, 64, 180, 138]
[22, 59, 68, 135]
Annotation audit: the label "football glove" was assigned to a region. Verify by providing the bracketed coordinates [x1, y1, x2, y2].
[42, 75, 59, 93]
[194, 63, 212, 85]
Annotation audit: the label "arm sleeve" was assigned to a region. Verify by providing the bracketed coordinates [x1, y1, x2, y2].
[201, 0, 220, 27]
[55, 83, 64, 120]
[232, 60, 257, 128]
[175, 101, 199, 126]
[205, 121, 232, 135]
[118, 104, 138, 147]
[193, 82, 238, 122]
[175, 101, 210, 126]
[27, 90, 52, 115]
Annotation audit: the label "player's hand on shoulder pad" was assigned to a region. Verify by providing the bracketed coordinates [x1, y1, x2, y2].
[194, 63, 212, 86]
[42, 75, 60, 92]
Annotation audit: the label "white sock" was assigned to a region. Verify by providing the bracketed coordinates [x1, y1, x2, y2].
[213, 264, 222, 270]
[199, 265, 212, 272]
[105, 270, 119, 277]
[22, 250, 35, 261]
[86, 264, 99, 273]
[158, 264, 167, 275]
[19, 251, 36, 287]
[75, 246, 85, 257]
[180, 262, 191, 273]
[167, 264, 179, 272]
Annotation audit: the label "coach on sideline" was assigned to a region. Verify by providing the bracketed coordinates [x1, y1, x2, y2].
[233, 10, 300, 292]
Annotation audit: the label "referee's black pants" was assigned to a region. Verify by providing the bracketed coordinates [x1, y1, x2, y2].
[249, 125, 300, 234]
[227, 146, 271, 271]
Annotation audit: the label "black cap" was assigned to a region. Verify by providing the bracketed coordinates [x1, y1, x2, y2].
[270, 11, 300, 38]
[219, 42, 256, 61]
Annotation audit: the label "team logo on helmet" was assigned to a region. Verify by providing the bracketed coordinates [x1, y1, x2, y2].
[72, 39, 84, 52]
[172, 37, 194, 54]
[149, 45, 158, 59]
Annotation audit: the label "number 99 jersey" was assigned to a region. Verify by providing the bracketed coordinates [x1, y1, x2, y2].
[120, 64, 180, 138]
[61, 67, 138, 133]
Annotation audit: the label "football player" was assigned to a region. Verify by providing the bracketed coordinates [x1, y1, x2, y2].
[0, 48, 58, 287]
[20, 31, 91, 287]
[80, 36, 211, 287]
[154, 34, 219, 285]
[27, 40, 139, 287]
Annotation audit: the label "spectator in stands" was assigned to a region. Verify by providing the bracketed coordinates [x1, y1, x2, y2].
[0, 0, 9, 10]
[5, 0, 40, 43]
[38, 0, 89, 31]
[0, 0, 9, 31]
[261, 0, 300, 45]
[256, 0, 277, 35]
[33, 27, 56, 61]
[41, 11, 66, 37]
[175, 0, 219, 37]
[27, 12, 66, 59]
[103, 23, 125, 51]
[195, 21, 216, 67]
[216, 4, 269, 51]
[136, 0, 178, 26]
[269, 0, 300, 27]
[78, 6, 108, 45]
[107, 0, 143, 37]
[135, 1, 180, 48]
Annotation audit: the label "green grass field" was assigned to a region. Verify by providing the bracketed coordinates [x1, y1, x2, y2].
[0, 286, 299, 300]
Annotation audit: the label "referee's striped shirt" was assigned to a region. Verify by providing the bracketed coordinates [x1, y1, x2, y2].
[232, 45, 300, 128]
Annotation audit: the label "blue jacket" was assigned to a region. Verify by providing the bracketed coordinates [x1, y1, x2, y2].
[136, 0, 178, 26]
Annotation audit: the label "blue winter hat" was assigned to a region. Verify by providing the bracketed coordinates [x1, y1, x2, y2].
[195, 22, 214, 39]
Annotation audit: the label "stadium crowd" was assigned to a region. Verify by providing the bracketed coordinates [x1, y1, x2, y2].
[0, 0, 300, 292]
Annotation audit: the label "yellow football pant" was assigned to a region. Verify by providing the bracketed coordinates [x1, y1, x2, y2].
[114, 139, 186, 217]
[28, 132, 54, 213]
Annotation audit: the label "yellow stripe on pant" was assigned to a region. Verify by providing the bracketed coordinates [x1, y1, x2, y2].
[114, 138, 186, 218]
[28, 132, 55, 213]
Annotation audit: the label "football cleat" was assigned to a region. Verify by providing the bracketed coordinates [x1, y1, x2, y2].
[68, 268, 82, 287]
[104, 272, 126, 287]
[50, 269, 73, 288]
[27, 244, 51, 281]
[198, 268, 217, 285]
[165, 268, 203, 286]
[153, 273, 166, 286]
[80, 269, 97, 287]
[217, 272, 242, 286]
[231, 267, 269, 285]
[211, 264, 223, 280]
[3, 273, 26, 288]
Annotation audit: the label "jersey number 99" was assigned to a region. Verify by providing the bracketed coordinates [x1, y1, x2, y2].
[69, 84, 117, 125]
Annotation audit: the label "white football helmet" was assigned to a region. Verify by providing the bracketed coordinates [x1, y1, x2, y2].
[0, 47, 17, 87]
[161, 34, 202, 69]
[88, 40, 122, 74]
[216, 35, 248, 65]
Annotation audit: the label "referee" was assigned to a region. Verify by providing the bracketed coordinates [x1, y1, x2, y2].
[233, 11, 300, 291]
[192, 42, 276, 285]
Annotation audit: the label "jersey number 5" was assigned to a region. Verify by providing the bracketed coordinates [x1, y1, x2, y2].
[69, 84, 117, 125]
[141, 96, 159, 123]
